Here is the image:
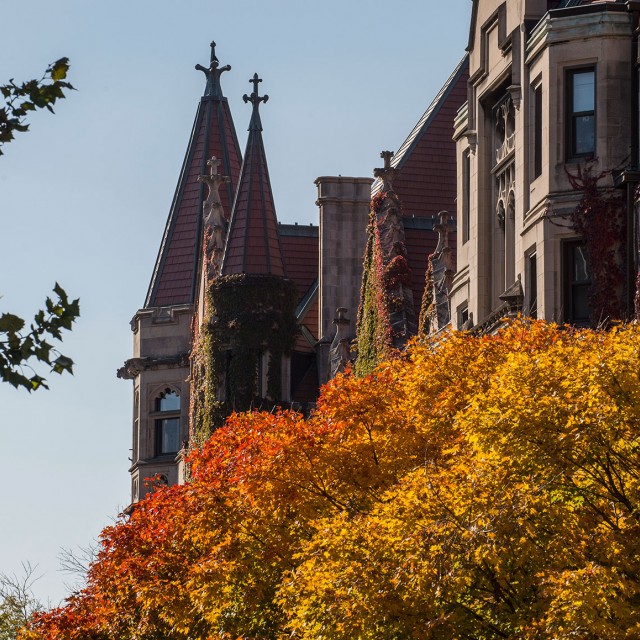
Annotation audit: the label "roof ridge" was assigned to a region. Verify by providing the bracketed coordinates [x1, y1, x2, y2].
[372, 54, 469, 195]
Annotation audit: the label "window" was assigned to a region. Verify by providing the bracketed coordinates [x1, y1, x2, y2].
[567, 68, 595, 159]
[533, 84, 542, 179]
[462, 150, 471, 244]
[563, 240, 591, 326]
[154, 389, 181, 456]
[458, 304, 470, 329]
[527, 252, 538, 319]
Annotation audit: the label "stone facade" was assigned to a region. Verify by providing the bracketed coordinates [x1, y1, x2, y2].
[118, 305, 191, 502]
[450, 0, 637, 331]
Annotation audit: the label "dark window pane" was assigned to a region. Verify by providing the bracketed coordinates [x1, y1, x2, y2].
[572, 284, 591, 323]
[529, 253, 538, 319]
[574, 115, 595, 155]
[564, 241, 592, 326]
[462, 151, 470, 243]
[573, 70, 594, 112]
[157, 418, 180, 454]
[534, 85, 542, 178]
[157, 391, 180, 412]
[573, 245, 590, 282]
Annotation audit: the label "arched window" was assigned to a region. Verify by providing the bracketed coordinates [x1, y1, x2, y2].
[154, 389, 180, 456]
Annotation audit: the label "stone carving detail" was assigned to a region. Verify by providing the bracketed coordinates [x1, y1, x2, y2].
[198, 156, 230, 278]
[116, 353, 190, 380]
[372, 151, 417, 347]
[496, 164, 515, 228]
[430, 211, 456, 332]
[329, 307, 351, 378]
[495, 94, 516, 166]
[493, 94, 516, 228]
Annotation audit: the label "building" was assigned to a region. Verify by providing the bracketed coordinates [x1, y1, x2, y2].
[118, 42, 468, 502]
[450, 0, 639, 332]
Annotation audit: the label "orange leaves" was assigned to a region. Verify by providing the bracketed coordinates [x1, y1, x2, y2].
[21, 319, 640, 639]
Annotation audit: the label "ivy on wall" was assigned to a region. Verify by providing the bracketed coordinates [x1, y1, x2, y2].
[355, 191, 413, 376]
[567, 164, 626, 324]
[418, 256, 435, 335]
[190, 274, 298, 449]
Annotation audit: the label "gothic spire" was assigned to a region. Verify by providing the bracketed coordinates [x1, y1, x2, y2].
[222, 74, 285, 277]
[145, 41, 242, 307]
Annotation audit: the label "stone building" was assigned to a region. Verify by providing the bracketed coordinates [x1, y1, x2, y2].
[118, 43, 468, 502]
[449, 0, 639, 332]
[119, 1, 640, 502]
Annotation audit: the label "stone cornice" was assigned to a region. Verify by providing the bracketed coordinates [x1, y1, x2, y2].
[526, 9, 632, 63]
[117, 352, 190, 380]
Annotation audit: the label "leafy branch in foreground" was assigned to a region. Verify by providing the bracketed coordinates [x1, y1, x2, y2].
[0, 58, 74, 154]
[0, 284, 80, 391]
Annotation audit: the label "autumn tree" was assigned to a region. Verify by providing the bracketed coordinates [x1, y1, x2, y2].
[0, 565, 42, 640]
[1, 60, 79, 391]
[20, 320, 640, 639]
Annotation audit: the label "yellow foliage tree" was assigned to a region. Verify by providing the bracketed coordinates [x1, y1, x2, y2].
[21, 320, 640, 639]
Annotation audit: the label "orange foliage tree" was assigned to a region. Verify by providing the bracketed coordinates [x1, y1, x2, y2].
[21, 320, 640, 639]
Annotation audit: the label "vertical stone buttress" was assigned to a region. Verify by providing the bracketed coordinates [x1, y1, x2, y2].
[315, 176, 373, 384]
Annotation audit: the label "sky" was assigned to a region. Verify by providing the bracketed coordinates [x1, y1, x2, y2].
[0, 0, 470, 606]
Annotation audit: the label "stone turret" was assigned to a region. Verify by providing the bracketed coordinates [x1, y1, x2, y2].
[190, 73, 297, 448]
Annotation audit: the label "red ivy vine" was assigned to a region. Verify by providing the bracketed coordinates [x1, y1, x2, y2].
[567, 164, 625, 323]
[355, 191, 412, 376]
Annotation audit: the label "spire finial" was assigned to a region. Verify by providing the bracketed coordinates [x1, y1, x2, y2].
[374, 150, 398, 191]
[195, 41, 231, 99]
[243, 73, 269, 131]
[381, 150, 394, 170]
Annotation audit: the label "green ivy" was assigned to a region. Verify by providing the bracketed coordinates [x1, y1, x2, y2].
[190, 274, 298, 448]
[355, 192, 398, 376]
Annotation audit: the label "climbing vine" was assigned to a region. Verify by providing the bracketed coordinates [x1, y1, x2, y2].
[355, 191, 413, 376]
[566, 164, 626, 323]
[190, 274, 298, 449]
[418, 255, 435, 335]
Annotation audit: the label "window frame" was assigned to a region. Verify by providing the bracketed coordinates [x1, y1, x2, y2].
[152, 388, 181, 457]
[565, 66, 596, 161]
[462, 149, 471, 244]
[526, 249, 538, 319]
[532, 82, 543, 179]
[562, 239, 592, 327]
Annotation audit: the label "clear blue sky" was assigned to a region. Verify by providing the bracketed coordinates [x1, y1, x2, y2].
[0, 0, 470, 605]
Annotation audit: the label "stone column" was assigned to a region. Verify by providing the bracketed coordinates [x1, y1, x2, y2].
[315, 176, 372, 384]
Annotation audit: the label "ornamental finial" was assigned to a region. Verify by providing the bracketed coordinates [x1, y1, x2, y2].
[374, 150, 398, 191]
[243, 73, 269, 131]
[195, 40, 231, 99]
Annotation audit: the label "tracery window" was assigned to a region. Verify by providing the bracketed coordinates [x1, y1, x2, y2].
[492, 93, 516, 295]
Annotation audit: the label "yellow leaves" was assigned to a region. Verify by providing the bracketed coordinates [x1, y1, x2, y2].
[23, 319, 640, 639]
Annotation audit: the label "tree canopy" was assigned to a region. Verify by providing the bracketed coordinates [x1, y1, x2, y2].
[20, 319, 640, 638]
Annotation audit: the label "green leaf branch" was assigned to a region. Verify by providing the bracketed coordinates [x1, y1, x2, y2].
[0, 58, 74, 154]
[0, 284, 80, 391]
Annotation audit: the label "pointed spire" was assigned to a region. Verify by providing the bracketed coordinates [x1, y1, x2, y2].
[222, 74, 285, 277]
[195, 41, 231, 100]
[145, 41, 242, 307]
[243, 73, 269, 132]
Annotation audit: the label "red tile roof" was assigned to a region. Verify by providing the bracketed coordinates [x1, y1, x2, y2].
[372, 57, 468, 315]
[279, 225, 319, 304]
[222, 91, 285, 278]
[145, 48, 242, 308]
